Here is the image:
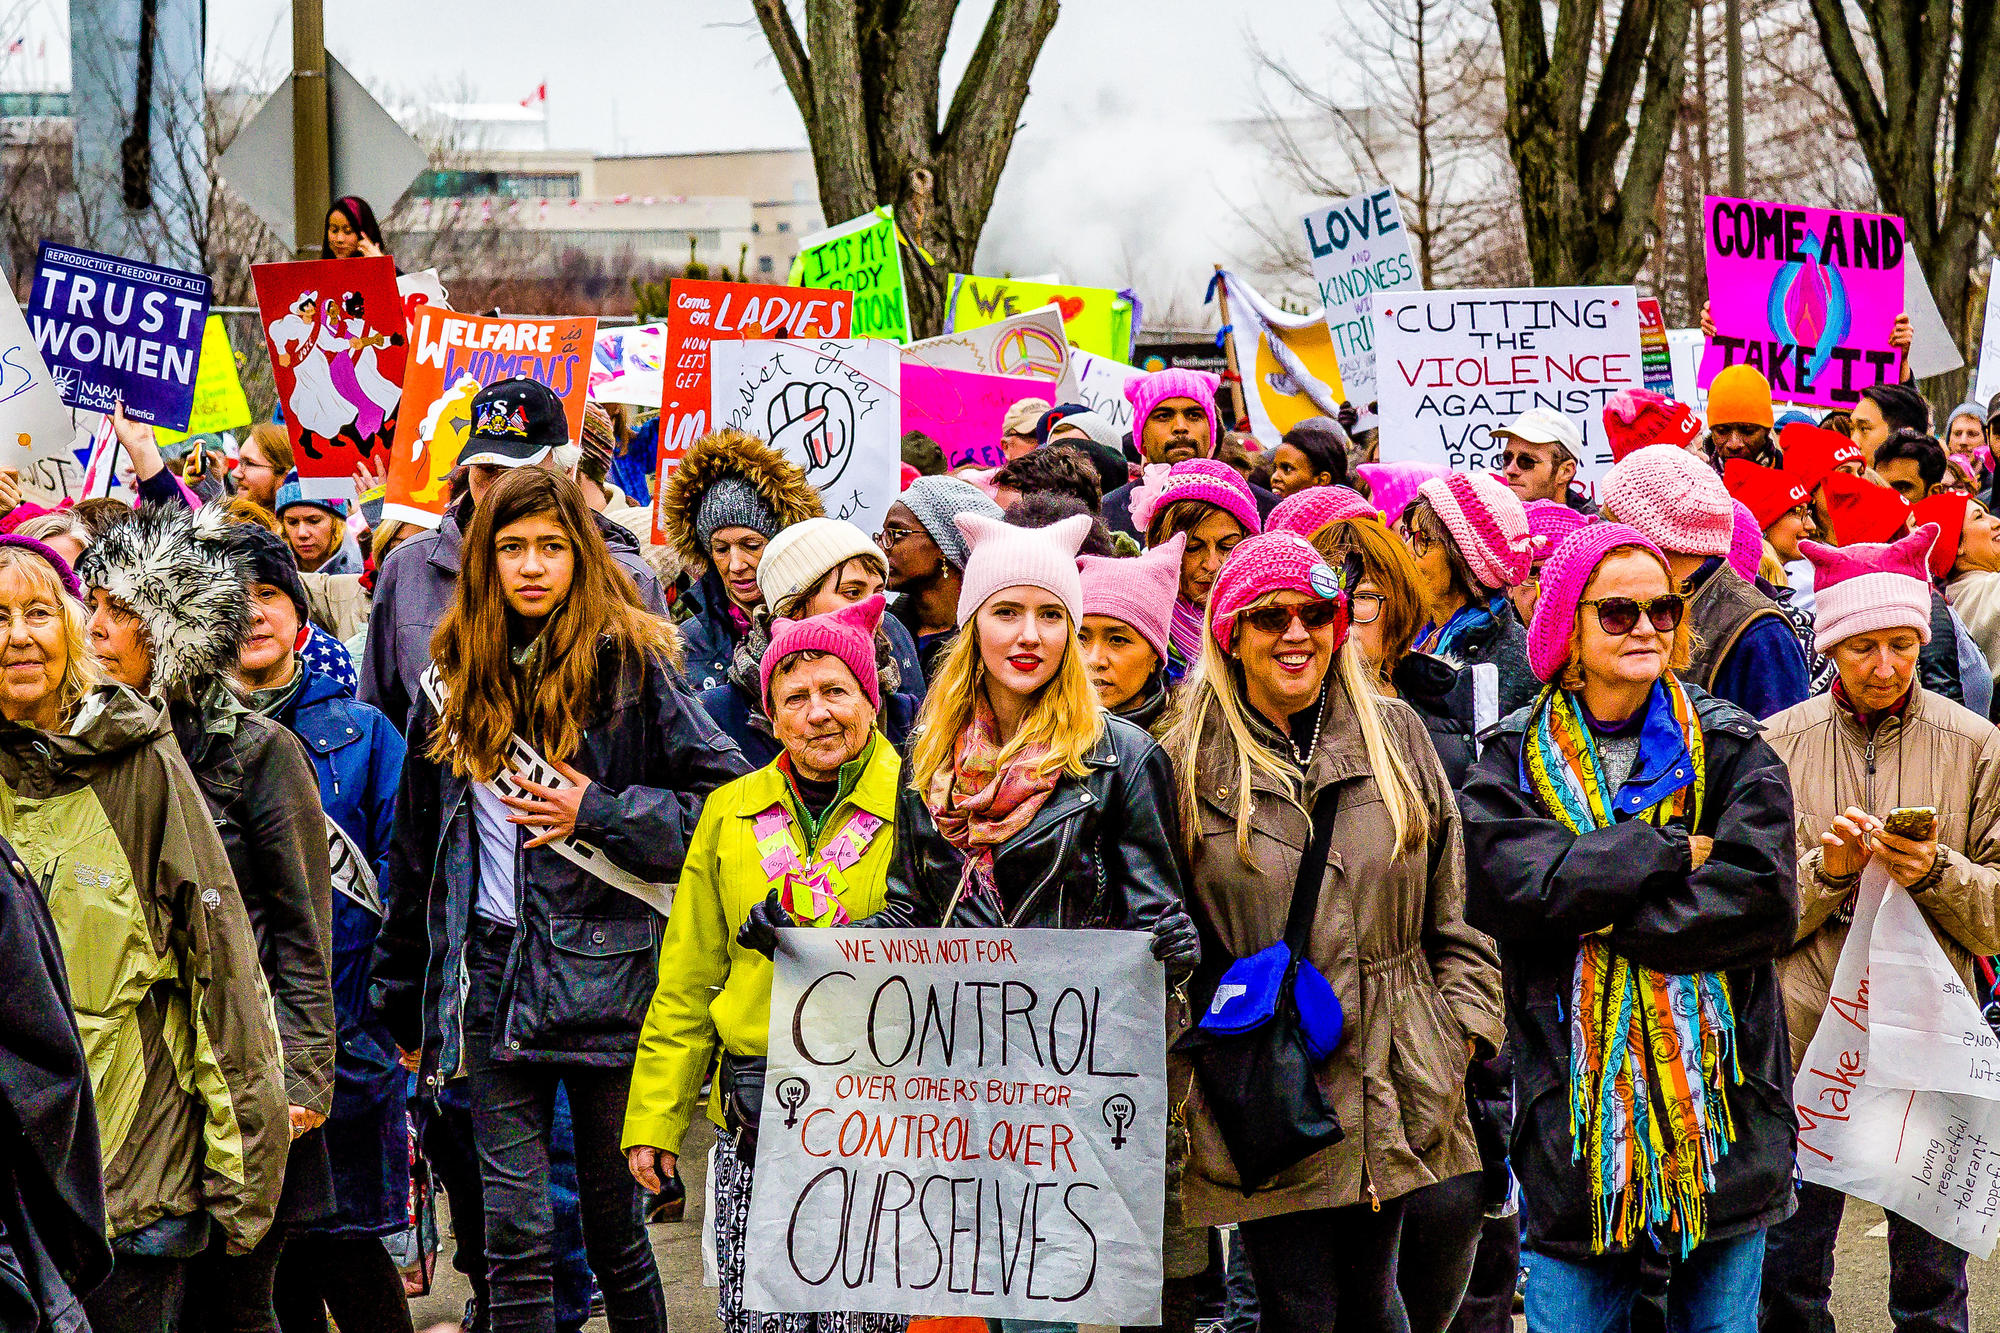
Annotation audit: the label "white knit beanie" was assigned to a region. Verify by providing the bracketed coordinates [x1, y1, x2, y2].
[755, 517, 883, 613]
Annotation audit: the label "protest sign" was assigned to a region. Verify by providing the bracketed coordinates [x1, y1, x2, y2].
[1976, 260, 2000, 407]
[1375, 286, 1643, 482]
[254, 256, 408, 495]
[710, 337, 900, 535]
[0, 271, 84, 495]
[28, 242, 211, 430]
[1903, 257, 1966, 381]
[156, 316, 253, 445]
[902, 364, 1055, 469]
[397, 268, 450, 318]
[788, 208, 911, 342]
[589, 323, 666, 406]
[1066, 349, 1145, 433]
[1303, 186, 1420, 407]
[1794, 865, 2000, 1256]
[743, 929, 1166, 1324]
[1669, 327, 1706, 406]
[905, 304, 1071, 386]
[384, 308, 595, 527]
[1213, 271, 1349, 443]
[1637, 298, 1675, 397]
[945, 276, 1133, 360]
[1699, 195, 1905, 408]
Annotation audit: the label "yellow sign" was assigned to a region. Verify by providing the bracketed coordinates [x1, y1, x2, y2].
[156, 315, 253, 444]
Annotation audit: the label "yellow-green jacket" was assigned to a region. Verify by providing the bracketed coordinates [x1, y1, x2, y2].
[622, 735, 899, 1156]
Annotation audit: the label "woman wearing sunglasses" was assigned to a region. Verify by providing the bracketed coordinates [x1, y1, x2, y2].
[1398, 472, 1540, 715]
[1459, 523, 1799, 1333]
[1167, 532, 1503, 1333]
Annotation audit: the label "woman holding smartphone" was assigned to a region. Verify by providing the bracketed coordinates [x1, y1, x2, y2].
[1760, 523, 2000, 1333]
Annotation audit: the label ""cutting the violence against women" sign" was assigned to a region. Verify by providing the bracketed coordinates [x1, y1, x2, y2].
[743, 929, 1167, 1324]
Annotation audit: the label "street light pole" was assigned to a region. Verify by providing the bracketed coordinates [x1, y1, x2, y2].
[1724, 0, 1746, 195]
[291, 0, 329, 259]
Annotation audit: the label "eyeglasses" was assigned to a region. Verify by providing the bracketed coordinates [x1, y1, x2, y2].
[1498, 450, 1548, 472]
[1238, 599, 1344, 636]
[1347, 592, 1385, 625]
[1579, 594, 1685, 636]
[1709, 423, 1764, 439]
[1398, 521, 1433, 560]
[876, 524, 920, 548]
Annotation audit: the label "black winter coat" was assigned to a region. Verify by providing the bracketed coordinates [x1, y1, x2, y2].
[370, 644, 750, 1093]
[865, 715, 1188, 931]
[1439, 600, 1538, 717]
[1457, 686, 1800, 1260]
[1392, 652, 1479, 788]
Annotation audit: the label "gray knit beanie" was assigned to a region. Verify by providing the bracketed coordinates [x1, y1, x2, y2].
[901, 475, 1004, 571]
[696, 476, 780, 550]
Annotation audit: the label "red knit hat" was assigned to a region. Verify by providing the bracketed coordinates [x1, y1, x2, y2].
[1779, 422, 1863, 495]
[1910, 492, 1972, 581]
[1601, 388, 1701, 463]
[1722, 459, 1810, 531]
[1822, 472, 1912, 546]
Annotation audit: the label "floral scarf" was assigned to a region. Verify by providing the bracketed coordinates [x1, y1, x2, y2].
[924, 691, 1060, 908]
[1166, 596, 1205, 682]
[1522, 673, 1740, 1257]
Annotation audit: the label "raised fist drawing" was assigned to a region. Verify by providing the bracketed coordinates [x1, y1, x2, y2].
[768, 380, 855, 490]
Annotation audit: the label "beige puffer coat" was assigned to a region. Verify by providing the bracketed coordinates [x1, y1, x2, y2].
[1761, 684, 2000, 1067]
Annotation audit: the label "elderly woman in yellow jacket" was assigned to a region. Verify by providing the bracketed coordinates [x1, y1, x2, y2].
[623, 595, 905, 1333]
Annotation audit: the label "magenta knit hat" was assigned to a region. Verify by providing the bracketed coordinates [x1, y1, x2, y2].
[1416, 472, 1536, 590]
[1522, 500, 1592, 570]
[1801, 524, 1938, 653]
[954, 511, 1092, 627]
[1124, 368, 1222, 458]
[1268, 485, 1377, 538]
[1208, 532, 1349, 657]
[1129, 459, 1263, 539]
[1601, 443, 1734, 558]
[0, 534, 81, 600]
[1078, 533, 1184, 667]
[1527, 523, 1672, 682]
[1727, 501, 1765, 583]
[1356, 460, 1448, 524]
[761, 594, 887, 712]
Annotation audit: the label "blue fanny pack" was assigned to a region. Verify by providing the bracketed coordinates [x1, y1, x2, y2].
[1198, 939, 1345, 1060]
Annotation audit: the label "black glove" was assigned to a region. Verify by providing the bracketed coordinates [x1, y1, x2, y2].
[737, 890, 789, 958]
[1150, 907, 1200, 981]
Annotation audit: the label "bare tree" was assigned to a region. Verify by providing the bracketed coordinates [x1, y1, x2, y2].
[751, 0, 1059, 338]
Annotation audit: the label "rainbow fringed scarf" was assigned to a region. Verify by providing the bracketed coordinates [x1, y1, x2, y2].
[1523, 675, 1741, 1257]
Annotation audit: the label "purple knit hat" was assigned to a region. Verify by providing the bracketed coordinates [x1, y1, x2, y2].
[1601, 443, 1734, 557]
[761, 594, 887, 711]
[1527, 523, 1672, 682]
[1208, 532, 1349, 656]
[1355, 460, 1448, 524]
[1522, 500, 1592, 570]
[1130, 458, 1263, 539]
[1801, 524, 1937, 653]
[1417, 472, 1536, 590]
[0, 534, 81, 600]
[1078, 533, 1184, 667]
[1268, 485, 1377, 538]
[1727, 501, 1765, 583]
[1123, 368, 1222, 458]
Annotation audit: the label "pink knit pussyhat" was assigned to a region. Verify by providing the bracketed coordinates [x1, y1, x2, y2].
[1207, 532, 1350, 657]
[1800, 523, 1938, 654]
[1123, 367, 1222, 457]
[761, 594, 887, 711]
[1600, 443, 1734, 558]
[1355, 460, 1448, 524]
[1129, 458, 1263, 539]
[1077, 533, 1185, 667]
[1522, 500, 1593, 571]
[1727, 501, 1765, 583]
[1416, 472, 1538, 590]
[1527, 523, 1671, 682]
[953, 511, 1093, 627]
[1268, 485, 1377, 538]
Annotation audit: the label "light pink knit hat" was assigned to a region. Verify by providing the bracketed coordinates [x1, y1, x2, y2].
[1801, 524, 1937, 653]
[1601, 443, 1734, 558]
[1129, 458, 1263, 539]
[1077, 533, 1184, 666]
[1727, 501, 1765, 583]
[954, 511, 1093, 627]
[1416, 472, 1536, 590]
[1124, 367, 1222, 456]
[1522, 500, 1593, 570]
[1208, 532, 1350, 656]
[1527, 523, 1671, 682]
[1268, 485, 1377, 538]
[761, 594, 886, 711]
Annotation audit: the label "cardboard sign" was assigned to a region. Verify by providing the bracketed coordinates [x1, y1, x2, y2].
[156, 316, 254, 445]
[383, 308, 596, 527]
[710, 337, 900, 535]
[788, 207, 910, 343]
[1637, 298, 1675, 397]
[1904, 257, 1966, 381]
[945, 275, 1132, 360]
[0, 271, 84, 495]
[1303, 186, 1420, 407]
[744, 929, 1166, 1323]
[28, 242, 211, 430]
[588, 323, 666, 407]
[1375, 286, 1643, 482]
[1699, 195, 1905, 407]
[905, 304, 1071, 385]
[253, 256, 409, 495]
[1974, 260, 2000, 408]
[1066, 349, 1145, 434]
[902, 364, 1054, 469]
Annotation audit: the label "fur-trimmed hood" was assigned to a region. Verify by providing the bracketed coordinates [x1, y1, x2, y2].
[656, 428, 823, 570]
[76, 503, 251, 696]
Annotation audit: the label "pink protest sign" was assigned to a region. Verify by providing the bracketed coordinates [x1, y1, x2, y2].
[1699, 195, 1905, 408]
[901, 363, 1051, 469]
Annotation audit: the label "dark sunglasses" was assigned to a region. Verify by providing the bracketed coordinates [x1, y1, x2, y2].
[1580, 594, 1685, 636]
[1498, 450, 1548, 471]
[1238, 599, 1344, 636]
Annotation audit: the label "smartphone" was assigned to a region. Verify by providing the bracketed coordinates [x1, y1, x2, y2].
[1882, 806, 1938, 840]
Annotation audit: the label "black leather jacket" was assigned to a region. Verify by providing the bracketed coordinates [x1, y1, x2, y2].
[866, 715, 1188, 931]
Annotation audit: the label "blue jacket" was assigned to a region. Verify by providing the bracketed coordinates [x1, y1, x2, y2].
[678, 569, 928, 700]
[275, 662, 410, 1237]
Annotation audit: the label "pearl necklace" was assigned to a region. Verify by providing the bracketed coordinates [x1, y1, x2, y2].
[1290, 688, 1330, 768]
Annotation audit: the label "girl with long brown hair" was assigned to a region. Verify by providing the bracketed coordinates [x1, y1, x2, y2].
[372, 468, 749, 1333]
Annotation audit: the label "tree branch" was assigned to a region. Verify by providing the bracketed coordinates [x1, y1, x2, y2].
[937, 0, 1059, 239]
[750, 0, 815, 133]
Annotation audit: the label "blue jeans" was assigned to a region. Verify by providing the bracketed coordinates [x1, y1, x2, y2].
[1523, 1229, 1766, 1333]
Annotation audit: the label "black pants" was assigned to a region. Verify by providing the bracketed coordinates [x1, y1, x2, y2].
[84, 1256, 189, 1333]
[185, 1222, 286, 1333]
[1444, 1210, 1520, 1333]
[273, 1234, 415, 1333]
[1398, 1174, 1486, 1333]
[464, 919, 664, 1333]
[421, 1091, 491, 1313]
[1760, 1181, 1969, 1333]
[1239, 1196, 1411, 1333]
